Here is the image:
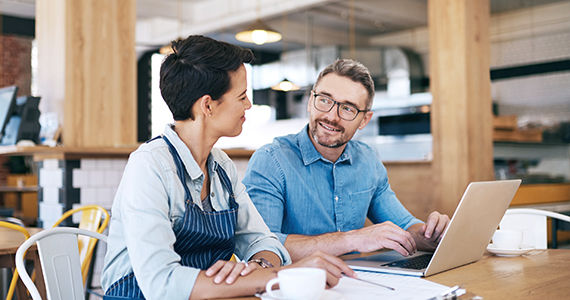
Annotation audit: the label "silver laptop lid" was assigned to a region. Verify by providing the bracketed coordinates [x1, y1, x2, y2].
[424, 179, 521, 276]
[345, 180, 522, 277]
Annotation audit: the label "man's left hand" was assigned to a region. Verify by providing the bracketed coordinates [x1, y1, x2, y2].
[408, 211, 450, 251]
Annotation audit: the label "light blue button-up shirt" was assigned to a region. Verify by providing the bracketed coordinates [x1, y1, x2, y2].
[102, 125, 291, 300]
[242, 125, 422, 245]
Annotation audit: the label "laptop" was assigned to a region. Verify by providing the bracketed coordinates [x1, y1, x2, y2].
[345, 179, 522, 277]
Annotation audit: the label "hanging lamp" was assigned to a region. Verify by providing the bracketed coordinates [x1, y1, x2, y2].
[235, 0, 281, 45]
[160, 0, 184, 55]
[235, 19, 282, 45]
[271, 78, 300, 92]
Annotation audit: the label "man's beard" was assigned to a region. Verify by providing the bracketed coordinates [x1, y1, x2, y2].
[309, 119, 349, 148]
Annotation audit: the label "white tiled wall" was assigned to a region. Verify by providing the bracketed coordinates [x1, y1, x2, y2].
[72, 159, 126, 210]
[38, 158, 127, 228]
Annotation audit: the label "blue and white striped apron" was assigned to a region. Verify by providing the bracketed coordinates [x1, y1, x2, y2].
[104, 136, 239, 299]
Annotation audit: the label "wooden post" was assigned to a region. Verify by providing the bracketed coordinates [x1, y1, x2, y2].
[429, 0, 494, 215]
[36, 0, 137, 147]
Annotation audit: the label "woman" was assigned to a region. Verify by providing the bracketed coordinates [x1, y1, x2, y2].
[101, 35, 353, 300]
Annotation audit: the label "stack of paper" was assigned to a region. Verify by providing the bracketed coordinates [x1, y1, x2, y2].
[332, 271, 452, 300]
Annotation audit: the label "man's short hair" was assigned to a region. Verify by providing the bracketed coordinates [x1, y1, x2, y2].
[313, 59, 375, 108]
[159, 35, 254, 121]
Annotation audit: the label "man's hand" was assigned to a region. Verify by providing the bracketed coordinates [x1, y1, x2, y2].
[205, 260, 259, 284]
[284, 251, 356, 288]
[350, 221, 417, 256]
[408, 211, 450, 251]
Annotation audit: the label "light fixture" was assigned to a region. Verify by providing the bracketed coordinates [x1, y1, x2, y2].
[271, 78, 300, 92]
[235, 19, 282, 45]
[159, 44, 174, 55]
[270, 14, 298, 92]
[160, 0, 184, 55]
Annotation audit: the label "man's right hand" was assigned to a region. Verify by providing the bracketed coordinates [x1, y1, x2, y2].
[283, 251, 356, 288]
[349, 221, 417, 256]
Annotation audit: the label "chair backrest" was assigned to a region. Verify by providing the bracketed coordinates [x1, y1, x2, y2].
[52, 205, 109, 284]
[15, 227, 108, 300]
[0, 221, 30, 300]
[500, 208, 570, 249]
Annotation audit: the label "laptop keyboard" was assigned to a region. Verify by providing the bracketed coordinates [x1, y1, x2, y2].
[382, 253, 433, 270]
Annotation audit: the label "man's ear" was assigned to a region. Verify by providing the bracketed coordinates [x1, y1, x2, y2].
[358, 111, 374, 130]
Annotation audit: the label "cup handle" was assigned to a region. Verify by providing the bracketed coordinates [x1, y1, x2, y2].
[265, 277, 280, 297]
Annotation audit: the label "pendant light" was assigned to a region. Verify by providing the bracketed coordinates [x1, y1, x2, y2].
[160, 0, 184, 54]
[271, 14, 299, 92]
[235, 1, 282, 45]
[271, 78, 300, 92]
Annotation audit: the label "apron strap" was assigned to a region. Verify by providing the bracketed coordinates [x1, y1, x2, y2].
[162, 136, 193, 202]
[214, 162, 238, 208]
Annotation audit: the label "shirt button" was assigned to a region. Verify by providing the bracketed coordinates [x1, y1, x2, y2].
[335, 196, 339, 201]
[211, 192, 215, 197]
[337, 228, 341, 232]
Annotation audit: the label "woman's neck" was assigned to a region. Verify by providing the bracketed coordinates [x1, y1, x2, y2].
[172, 120, 217, 170]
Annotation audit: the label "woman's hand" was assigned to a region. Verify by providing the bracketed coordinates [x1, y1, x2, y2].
[205, 260, 260, 284]
[284, 251, 356, 288]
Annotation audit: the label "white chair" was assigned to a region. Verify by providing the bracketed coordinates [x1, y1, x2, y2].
[500, 208, 570, 249]
[15, 227, 107, 300]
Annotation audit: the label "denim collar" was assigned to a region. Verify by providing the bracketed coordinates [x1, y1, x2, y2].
[296, 124, 352, 166]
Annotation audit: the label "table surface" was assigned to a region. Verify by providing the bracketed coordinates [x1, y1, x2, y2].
[219, 249, 570, 300]
[0, 226, 46, 298]
[0, 227, 42, 255]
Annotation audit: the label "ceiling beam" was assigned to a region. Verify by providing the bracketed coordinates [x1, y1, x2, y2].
[136, 0, 335, 46]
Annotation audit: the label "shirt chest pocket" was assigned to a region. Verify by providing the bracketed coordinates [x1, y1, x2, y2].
[344, 187, 375, 230]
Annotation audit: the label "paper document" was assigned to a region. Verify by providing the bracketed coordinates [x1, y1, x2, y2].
[332, 270, 451, 300]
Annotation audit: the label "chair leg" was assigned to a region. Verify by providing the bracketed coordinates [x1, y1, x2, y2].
[552, 219, 558, 249]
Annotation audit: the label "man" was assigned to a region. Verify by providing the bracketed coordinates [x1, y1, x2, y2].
[243, 59, 450, 261]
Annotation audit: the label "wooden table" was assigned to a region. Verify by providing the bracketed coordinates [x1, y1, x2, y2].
[0, 227, 46, 299]
[219, 249, 570, 300]
[429, 249, 570, 299]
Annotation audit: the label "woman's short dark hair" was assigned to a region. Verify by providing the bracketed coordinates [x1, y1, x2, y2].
[313, 59, 375, 109]
[159, 35, 254, 121]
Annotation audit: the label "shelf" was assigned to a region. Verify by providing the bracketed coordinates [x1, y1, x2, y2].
[493, 142, 570, 160]
[511, 183, 570, 206]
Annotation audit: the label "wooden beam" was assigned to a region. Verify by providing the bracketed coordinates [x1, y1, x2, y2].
[36, 0, 137, 147]
[428, 0, 494, 215]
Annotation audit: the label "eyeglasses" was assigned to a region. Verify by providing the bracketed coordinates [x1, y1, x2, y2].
[311, 91, 369, 121]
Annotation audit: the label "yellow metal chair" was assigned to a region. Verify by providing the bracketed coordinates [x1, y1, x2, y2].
[0, 220, 30, 300]
[51, 205, 109, 285]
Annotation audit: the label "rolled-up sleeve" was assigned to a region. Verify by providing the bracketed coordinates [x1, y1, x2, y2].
[118, 151, 199, 300]
[226, 158, 291, 265]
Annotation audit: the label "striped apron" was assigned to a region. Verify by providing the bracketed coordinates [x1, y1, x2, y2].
[104, 136, 238, 299]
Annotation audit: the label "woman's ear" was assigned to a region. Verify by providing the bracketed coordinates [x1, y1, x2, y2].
[198, 95, 213, 117]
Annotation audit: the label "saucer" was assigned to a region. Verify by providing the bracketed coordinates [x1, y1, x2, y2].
[257, 290, 344, 300]
[487, 244, 535, 257]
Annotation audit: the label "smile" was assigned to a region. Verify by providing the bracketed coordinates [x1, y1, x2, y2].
[319, 122, 341, 132]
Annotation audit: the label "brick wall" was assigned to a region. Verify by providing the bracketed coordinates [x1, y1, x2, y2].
[0, 34, 32, 186]
[0, 34, 32, 96]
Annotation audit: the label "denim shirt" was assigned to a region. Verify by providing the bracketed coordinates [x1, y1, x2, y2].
[102, 125, 291, 300]
[242, 125, 422, 245]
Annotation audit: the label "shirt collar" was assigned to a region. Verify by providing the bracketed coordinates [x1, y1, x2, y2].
[163, 124, 209, 180]
[296, 124, 352, 165]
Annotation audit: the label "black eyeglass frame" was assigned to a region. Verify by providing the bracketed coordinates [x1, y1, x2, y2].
[311, 90, 370, 121]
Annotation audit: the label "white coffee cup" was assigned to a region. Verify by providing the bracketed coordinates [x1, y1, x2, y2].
[492, 229, 523, 249]
[265, 267, 326, 300]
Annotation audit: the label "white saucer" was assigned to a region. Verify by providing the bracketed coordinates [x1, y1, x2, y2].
[257, 290, 344, 300]
[486, 244, 535, 257]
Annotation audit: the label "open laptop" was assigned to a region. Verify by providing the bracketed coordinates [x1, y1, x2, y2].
[345, 179, 522, 277]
